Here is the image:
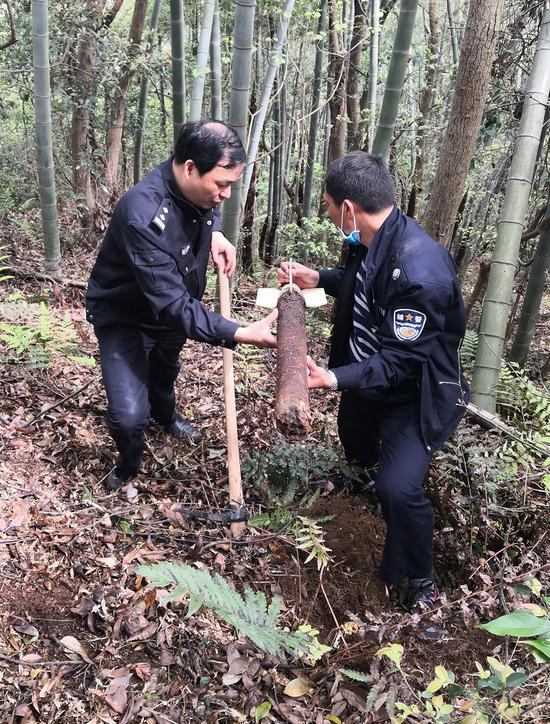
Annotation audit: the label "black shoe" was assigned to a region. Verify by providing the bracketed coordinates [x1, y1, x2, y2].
[318, 472, 376, 497]
[161, 414, 202, 444]
[406, 578, 440, 612]
[105, 467, 136, 491]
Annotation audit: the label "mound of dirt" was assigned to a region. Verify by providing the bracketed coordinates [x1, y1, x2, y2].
[280, 495, 389, 636]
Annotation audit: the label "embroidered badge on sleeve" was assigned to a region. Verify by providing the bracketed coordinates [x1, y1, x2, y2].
[393, 309, 427, 341]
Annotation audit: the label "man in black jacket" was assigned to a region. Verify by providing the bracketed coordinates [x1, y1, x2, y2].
[87, 120, 276, 491]
[278, 152, 469, 610]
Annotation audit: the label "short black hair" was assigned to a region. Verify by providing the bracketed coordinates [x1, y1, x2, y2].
[325, 151, 396, 212]
[173, 119, 246, 174]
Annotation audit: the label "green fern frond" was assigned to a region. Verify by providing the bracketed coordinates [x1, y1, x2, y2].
[137, 562, 330, 662]
[460, 329, 479, 372]
[0, 300, 94, 369]
[248, 508, 295, 532]
[295, 515, 332, 570]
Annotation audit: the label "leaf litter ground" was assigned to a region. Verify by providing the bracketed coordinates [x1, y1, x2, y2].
[0, 242, 549, 722]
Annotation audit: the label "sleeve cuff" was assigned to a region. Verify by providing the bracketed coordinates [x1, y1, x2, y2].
[331, 362, 363, 390]
[317, 269, 332, 288]
[216, 317, 241, 348]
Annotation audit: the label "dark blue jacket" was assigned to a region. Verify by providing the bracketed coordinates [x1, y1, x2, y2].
[319, 207, 469, 452]
[86, 158, 239, 347]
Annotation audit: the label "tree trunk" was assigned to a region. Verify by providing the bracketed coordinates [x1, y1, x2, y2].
[407, 0, 440, 217]
[158, 34, 168, 141]
[346, 0, 365, 150]
[170, 0, 187, 143]
[210, 0, 222, 118]
[509, 199, 550, 365]
[32, 0, 60, 276]
[275, 290, 311, 437]
[446, 0, 459, 65]
[455, 150, 510, 278]
[471, 6, 550, 411]
[327, 0, 348, 162]
[371, 0, 418, 159]
[105, 0, 148, 194]
[70, 0, 107, 224]
[464, 260, 490, 321]
[240, 0, 295, 205]
[422, 0, 505, 246]
[303, 0, 327, 218]
[221, 0, 256, 247]
[190, 0, 216, 121]
[133, 0, 163, 184]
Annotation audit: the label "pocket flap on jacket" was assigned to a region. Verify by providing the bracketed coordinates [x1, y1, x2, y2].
[133, 249, 172, 267]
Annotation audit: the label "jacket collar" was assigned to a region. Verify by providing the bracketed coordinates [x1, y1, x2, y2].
[161, 157, 214, 220]
[362, 206, 404, 285]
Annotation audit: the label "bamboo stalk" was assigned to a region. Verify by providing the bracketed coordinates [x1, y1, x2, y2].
[190, 0, 216, 121]
[210, 0, 222, 118]
[303, 0, 327, 218]
[221, 0, 256, 247]
[240, 0, 296, 206]
[134, 0, 163, 183]
[472, 5, 550, 411]
[31, 0, 60, 277]
[170, 0, 187, 142]
[371, 0, 418, 160]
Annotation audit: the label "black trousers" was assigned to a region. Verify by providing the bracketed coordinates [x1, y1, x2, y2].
[337, 391, 433, 586]
[95, 324, 186, 473]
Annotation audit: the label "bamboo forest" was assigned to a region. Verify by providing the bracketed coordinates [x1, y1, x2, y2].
[0, 0, 549, 721]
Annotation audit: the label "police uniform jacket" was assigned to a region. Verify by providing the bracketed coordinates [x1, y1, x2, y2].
[86, 158, 239, 347]
[319, 206, 470, 452]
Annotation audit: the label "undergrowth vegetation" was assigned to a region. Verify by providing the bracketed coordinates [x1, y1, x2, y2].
[0, 290, 94, 369]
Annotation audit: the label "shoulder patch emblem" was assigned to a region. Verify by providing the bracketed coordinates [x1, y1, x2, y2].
[393, 308, 426, 341]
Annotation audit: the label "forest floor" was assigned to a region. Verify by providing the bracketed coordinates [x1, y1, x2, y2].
[0, 225, 549, 723]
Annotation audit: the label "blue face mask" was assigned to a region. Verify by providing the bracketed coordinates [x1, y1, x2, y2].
[338, 204, 361, 246]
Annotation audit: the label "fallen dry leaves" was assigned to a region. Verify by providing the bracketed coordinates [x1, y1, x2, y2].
[0, 255, 549, 723]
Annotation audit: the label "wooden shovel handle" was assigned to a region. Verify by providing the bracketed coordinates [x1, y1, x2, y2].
[218, 268, 246, 538]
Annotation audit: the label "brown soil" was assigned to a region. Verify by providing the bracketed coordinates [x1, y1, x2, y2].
[278, 494, 503, 681]
[279, 496, 388, 636]
[1, 242, 548, 722]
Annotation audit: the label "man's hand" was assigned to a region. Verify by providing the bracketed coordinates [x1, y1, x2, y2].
[211, 231, 237, 278]
[234, 309, 278, 348]
[277, 261, 319, 289]
[306, 355, 334, 389]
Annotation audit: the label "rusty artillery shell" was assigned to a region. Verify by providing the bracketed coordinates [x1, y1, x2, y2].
[275, 289, 311, 437]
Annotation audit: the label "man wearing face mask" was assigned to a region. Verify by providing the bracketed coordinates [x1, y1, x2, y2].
[278, 152, 469, 611]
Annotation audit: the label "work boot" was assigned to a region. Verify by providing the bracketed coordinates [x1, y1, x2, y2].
[406, 578, 441, 612]
[105, 467, 136, 491]
[161, 413, 202, 444]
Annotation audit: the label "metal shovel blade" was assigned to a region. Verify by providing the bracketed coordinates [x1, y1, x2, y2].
[255, 287, 327, 309]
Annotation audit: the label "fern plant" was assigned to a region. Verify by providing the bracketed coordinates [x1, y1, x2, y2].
[243, 440, 348, 505]
[0, 300, 94, 369]
[458, 331, 549, 485]
[233, 344, 267, 395]
[249, 509, 334, 570]
[0, 245, 12, 284]
[294, 515, 333, 570]
[137, 562, 331, 662]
